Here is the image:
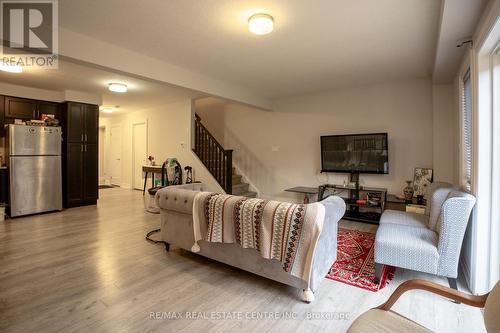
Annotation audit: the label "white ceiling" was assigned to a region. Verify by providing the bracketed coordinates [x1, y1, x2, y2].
[0, 59, 201, 116]
[60, 0, 442, 99]
[433, 0, 489, 83]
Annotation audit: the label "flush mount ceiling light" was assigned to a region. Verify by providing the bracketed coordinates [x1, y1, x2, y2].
[101, 107, 113, 114]
[0, 63, 23, 73]
[248, 13, 274, 35]
[108, 83, 127, 93]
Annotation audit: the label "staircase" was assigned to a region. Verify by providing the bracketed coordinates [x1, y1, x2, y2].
[193, 114, 257, 198]
[231, 168, 257, 198]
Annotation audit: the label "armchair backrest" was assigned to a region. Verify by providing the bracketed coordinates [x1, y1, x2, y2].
[425, 182, 455, 231]
[436, 191, 476, 277]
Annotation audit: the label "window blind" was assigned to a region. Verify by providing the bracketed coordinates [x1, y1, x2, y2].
[462, 69, 472, 192]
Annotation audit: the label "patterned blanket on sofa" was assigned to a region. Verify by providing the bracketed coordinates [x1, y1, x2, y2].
[191, 192, 326, 282]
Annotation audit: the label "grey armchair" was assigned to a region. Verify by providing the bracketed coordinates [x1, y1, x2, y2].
[374, 182, 476, 288]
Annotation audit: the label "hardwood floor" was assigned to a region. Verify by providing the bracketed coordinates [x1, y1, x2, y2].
[0, 188, 485, 332]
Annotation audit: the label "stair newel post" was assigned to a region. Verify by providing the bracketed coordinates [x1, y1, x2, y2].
[225, 149, 233, 194]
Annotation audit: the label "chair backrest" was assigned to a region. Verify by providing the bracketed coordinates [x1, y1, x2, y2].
[436, 190, 476, 277]
[484, 280, 500, 333]
[425, 182, 455, 231]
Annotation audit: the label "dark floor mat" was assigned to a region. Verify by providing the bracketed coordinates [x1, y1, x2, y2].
[99, 185, 119, 189]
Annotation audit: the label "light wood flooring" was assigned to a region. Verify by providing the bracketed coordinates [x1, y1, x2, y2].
[0, 188, 486, 332]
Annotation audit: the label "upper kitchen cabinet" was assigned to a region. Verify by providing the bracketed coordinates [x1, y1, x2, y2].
[65, 102, 85, 142]
[84, 104, 98, 144]
[63, 102, 99, 143]
[37, 100, 61, 119]
[4, 96, 37, 119]
[0, 96, 61, 136]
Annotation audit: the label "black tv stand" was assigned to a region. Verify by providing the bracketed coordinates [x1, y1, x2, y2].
[318, 183, 387, 224]
[350, 172, 360, 190]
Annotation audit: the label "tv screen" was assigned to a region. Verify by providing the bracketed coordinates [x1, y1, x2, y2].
[320, 133, 388, 174]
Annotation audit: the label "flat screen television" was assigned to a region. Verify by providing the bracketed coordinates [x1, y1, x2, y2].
[320, 133, 388, 174]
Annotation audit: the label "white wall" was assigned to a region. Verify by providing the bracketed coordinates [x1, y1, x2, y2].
[60, 28, 271, 110]
[99, 100, 223, 192]
[0, 82, 101, 104]
[432, 84, 458, 184]
[0, 82, 101, 159]
[201, 78, 437, 202]
[194, 102, 226, 144]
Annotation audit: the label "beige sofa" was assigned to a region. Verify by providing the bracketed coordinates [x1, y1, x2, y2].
[156, 183, 346, 302]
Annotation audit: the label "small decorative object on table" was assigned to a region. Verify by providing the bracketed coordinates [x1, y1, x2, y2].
[403, 180, 414, 203]
[416, 194, 425, 205]
[148, 155, 155, 166]
[413, 168, 433, 197]
[184, 166, 193, 184]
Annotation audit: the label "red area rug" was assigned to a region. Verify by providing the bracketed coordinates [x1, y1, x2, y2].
[326, 228, 395, 292]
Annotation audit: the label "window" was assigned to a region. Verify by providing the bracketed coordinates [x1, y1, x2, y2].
[462, 69, 473, 192]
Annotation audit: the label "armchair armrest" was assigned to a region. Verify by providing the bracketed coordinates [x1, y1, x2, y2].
[378, 279, 489, 311]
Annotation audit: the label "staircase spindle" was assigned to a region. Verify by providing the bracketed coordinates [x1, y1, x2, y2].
[192, 114, 233, 193]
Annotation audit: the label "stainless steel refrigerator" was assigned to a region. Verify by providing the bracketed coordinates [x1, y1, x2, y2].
[6, 125, 62, 217]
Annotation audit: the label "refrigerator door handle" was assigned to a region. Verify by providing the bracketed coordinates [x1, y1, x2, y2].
[85, 134, 87, 142]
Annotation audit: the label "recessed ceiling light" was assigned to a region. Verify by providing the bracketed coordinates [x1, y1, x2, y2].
[108, 83, 127, 93]
[101, 108, 113, 114]
[0, 63, 23, 73]
[248, 13, 274, 35]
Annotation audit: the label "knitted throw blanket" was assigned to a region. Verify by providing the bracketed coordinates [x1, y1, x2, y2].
[191, 192, 325, 283]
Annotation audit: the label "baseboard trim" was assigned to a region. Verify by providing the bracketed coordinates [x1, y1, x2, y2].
[120, 182, 132, 189]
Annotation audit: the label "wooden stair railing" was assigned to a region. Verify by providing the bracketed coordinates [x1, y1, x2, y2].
[193, 114, 232, 194]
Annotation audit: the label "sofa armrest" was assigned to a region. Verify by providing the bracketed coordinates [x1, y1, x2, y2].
[309, 195, 346, 292]
[436, 192, 476, 277]
[156, 187, 205, 215]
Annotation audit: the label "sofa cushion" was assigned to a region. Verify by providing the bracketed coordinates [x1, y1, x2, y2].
[375, 224, 439, 275]
[348, 309, 432, 333]
[380, 209, 429, 228]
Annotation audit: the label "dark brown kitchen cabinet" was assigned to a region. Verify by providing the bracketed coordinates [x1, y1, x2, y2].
[65, 143, 84, 206]
[4, 96, 60, 120]
[83, 143, 98, 200]
[37, 100, 61, 119]
[62, 102, 99, 207]
[66, 102, 85, 143]
[4, 96, 37, 119]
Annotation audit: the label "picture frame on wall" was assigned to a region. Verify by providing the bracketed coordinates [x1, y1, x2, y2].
[413, 168, 433, 197]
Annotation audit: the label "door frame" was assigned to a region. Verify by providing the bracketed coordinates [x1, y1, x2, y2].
[131, 119, 148, 190]
[109, 124, 122, 186]
[98, 125, 107, 185]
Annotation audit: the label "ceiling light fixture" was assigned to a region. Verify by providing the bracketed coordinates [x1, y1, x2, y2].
[108, 83, 127, 93]
[248, 13, 274, 35]
[101, 108, 113, 114]
[0, 63, 23, 73]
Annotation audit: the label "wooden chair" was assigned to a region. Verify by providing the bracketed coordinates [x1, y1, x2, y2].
[347, 279, 500, 333]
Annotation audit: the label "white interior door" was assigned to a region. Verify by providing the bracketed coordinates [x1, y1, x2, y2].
[110, 125, 122, 186]
[132, 122, 147, 190]
[98, 127, 106, 185]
